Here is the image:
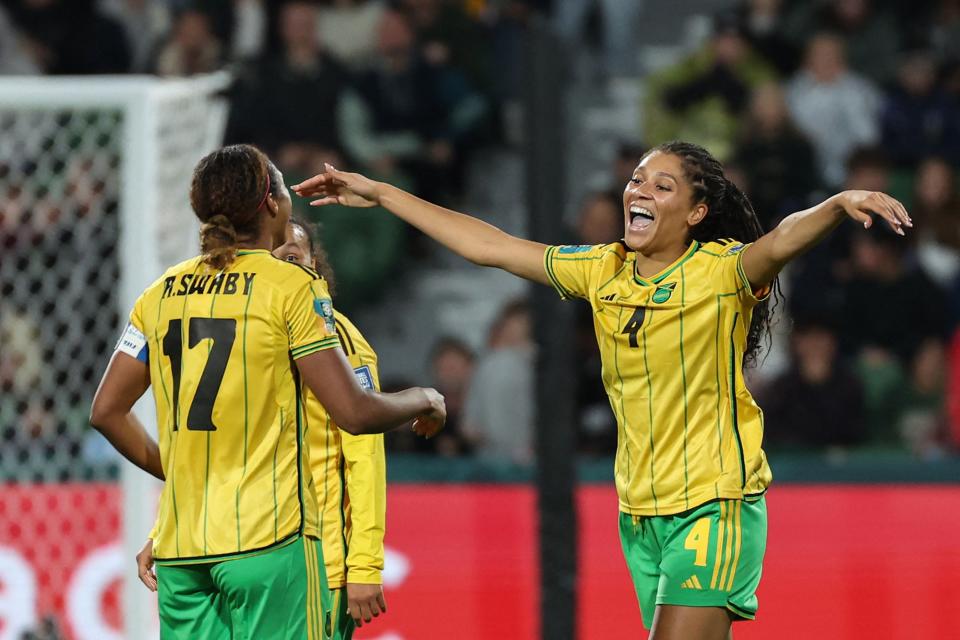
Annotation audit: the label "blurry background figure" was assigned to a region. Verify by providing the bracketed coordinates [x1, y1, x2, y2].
[644, 12, 777, 161]
[575, 191, 622, 246]
[230, 0, 267, 62]
[913, 156, 960, 287]
[154, 9, 223, 76]
[735, 0, 797, 75]
[0, 3, 41, 74]
[339, 8, 488, 204]
[734, 82, 820, 228]
[99, 0, 171, 73]
[880, 50, 960, 169]
[426, 337, 476, 456]
[760, 313, 865, 452]
[463, 300, 534, 466]
[317, 0, 386, 70]
[785, 32, 880, 187]
[552, 0, 643, 76]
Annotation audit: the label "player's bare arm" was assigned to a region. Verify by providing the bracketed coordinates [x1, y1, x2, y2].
[292, 165, 551, 286]
[295, 347, 446, 437]
[90, 352, 164, 480]
[741, 190, 911, 289]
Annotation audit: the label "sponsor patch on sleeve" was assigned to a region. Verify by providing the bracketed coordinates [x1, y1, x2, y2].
[353, 365, 374, 390]
[725, 243, 746, 255]
[115, 323, 148, 363]
[557, 245, 593, 254]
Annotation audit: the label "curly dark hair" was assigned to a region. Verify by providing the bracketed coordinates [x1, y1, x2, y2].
[287, 216, 337, 297]
[643, 140, 781, 367]
[190, 144, 273, 270]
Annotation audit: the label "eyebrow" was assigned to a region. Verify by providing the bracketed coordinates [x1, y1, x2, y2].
[633, 169, 678, 182]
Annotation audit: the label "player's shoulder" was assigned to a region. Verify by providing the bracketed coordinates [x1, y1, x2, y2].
[253, 254, 326, 292]
[333, 311, 376, 361]
[551, 242, 627, 260]
[698, 238, 749, 259]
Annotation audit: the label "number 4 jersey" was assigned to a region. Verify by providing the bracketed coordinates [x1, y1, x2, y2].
[117, 249, 340, 565]
[544, 240, 773, 517]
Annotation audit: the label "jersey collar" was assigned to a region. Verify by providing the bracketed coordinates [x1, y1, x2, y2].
[633, 241, 700, 286]
[236, 249, 272, 256]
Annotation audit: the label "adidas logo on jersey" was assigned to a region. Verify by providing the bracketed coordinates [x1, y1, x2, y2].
[600, 294, 617, 302]
[680, 576, 703, 590]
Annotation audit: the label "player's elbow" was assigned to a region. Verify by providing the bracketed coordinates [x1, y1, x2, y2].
[89, 398, 113, 434]
[331, 395, 380, 436]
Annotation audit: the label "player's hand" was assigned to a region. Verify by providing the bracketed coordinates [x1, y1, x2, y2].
[412, 388, 446, 438]
[291, 164, 381, 208]
[346, 582, 386, 628]
[136, 538, 157, 592]
[834, 190, 912, 236]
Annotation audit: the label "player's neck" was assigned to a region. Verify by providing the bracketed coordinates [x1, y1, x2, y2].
[634, 241, 691, 279]
[236, 228, 276, 253]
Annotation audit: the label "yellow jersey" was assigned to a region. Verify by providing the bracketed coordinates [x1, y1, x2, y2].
[123, 250, 340, 564]
[307, 313, 386, 588]
[544, 240, 773, 516]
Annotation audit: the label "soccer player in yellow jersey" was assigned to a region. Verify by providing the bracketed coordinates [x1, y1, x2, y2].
[293, 141, 912, 639]
[274, 219, 388, 638]
[90, 144, 444, 640]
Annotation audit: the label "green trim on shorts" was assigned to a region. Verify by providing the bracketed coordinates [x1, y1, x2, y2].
[619, 497, 767, 629]
[328, 587, 356, 640]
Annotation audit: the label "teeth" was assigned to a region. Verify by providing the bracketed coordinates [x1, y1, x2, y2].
[629, 205, 654, 220]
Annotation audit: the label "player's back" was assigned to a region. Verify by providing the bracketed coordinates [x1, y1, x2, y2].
[132, 249, 339, 564]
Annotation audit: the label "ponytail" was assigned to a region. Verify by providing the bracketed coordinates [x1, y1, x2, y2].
[189, 144, 272, 271]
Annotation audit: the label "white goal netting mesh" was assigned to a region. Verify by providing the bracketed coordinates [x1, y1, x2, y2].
[0, 75, 228, 640]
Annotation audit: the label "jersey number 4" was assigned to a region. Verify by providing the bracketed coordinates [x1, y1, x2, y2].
[162, 318, 236, 431]
[621, 307, 647, 348]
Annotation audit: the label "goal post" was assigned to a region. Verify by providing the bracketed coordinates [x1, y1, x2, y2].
[0, 73, 229, 639]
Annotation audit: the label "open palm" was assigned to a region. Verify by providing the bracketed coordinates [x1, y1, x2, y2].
[292, 163, 380, 208]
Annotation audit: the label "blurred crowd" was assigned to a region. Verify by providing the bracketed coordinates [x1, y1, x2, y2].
[1, 0, 959, 475]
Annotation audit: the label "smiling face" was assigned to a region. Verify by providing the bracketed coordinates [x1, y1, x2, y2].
[622, 151, 707, 255]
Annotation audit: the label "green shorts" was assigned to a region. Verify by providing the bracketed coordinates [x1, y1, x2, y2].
[619, 497, 767, 629]
[327, 588, 355, 640]
[156, 536, 332, 640]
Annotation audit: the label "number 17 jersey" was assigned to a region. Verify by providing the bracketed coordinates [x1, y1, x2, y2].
[123, 250, 340, 565]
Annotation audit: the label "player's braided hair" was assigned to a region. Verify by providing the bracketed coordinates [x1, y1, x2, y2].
[645, 140, 781, 367]
[191, 144, 272, 270]
[287, 215, 337, 297]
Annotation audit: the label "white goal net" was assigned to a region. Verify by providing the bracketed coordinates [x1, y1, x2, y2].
[0, 73, 229, 640]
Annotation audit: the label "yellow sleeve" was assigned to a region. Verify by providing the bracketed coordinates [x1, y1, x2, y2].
[707, 241, 771, 308]
[286, 278, 340, 360]
[543, 244, 608, 300]
[341, 353, 386, 585]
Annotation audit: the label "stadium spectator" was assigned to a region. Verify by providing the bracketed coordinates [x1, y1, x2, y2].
[948, 328, 960, 450]
[462, 300, 535, 465]
[317, 0, 386, 69]
[551, 0, 644, 76]
[100, 0, 172, 73]
[913, 156, 960, 286]
[929, 0, 960, 62]
[154, 8, 223, 77]
[643, 12, 777, 161]
[899, 337, 949, 458]
[427, 337, 476, 456]
[783, 0, 901, 84]
[785, 32, 881, 187]
[0, 4, 40, 74]
[575, 191, 622, 246]
[880, 50, 960, 168]
[5, 0, 131, 74]
[734, 0, 798, 76]
[230, 0, 268, 62]
[338, 9, 488, 202]
[734, 82, 820, 228]
[760, 314, 866, 451]
[400, 0, 495, 99]
[227, 0, 350, 172]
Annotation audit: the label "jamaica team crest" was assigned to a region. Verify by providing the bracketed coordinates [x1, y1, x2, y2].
[652, 282, 677, 304]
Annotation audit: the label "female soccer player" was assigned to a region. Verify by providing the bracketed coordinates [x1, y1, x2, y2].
[292, 141, 911, 639]
[275, 218, 388, 638]
[90, 144, 444, 639]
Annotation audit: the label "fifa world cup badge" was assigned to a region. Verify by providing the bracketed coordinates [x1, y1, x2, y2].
[314, 298, 336, 333]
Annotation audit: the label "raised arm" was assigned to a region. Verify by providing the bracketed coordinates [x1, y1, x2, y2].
[295, 347, 445, 437]
[293, 165, 551, 285]
[741, 190, 911, 289]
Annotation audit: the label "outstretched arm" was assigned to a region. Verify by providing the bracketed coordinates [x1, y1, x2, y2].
[741, 190, 911, 289]
[293, 165, 551, 285]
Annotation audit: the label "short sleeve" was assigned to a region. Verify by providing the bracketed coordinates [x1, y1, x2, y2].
[543, 244, 606, 300]
[708, 242, 771, 308]
[115, 294, 149, 363]
[286, 278, 341, 360]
